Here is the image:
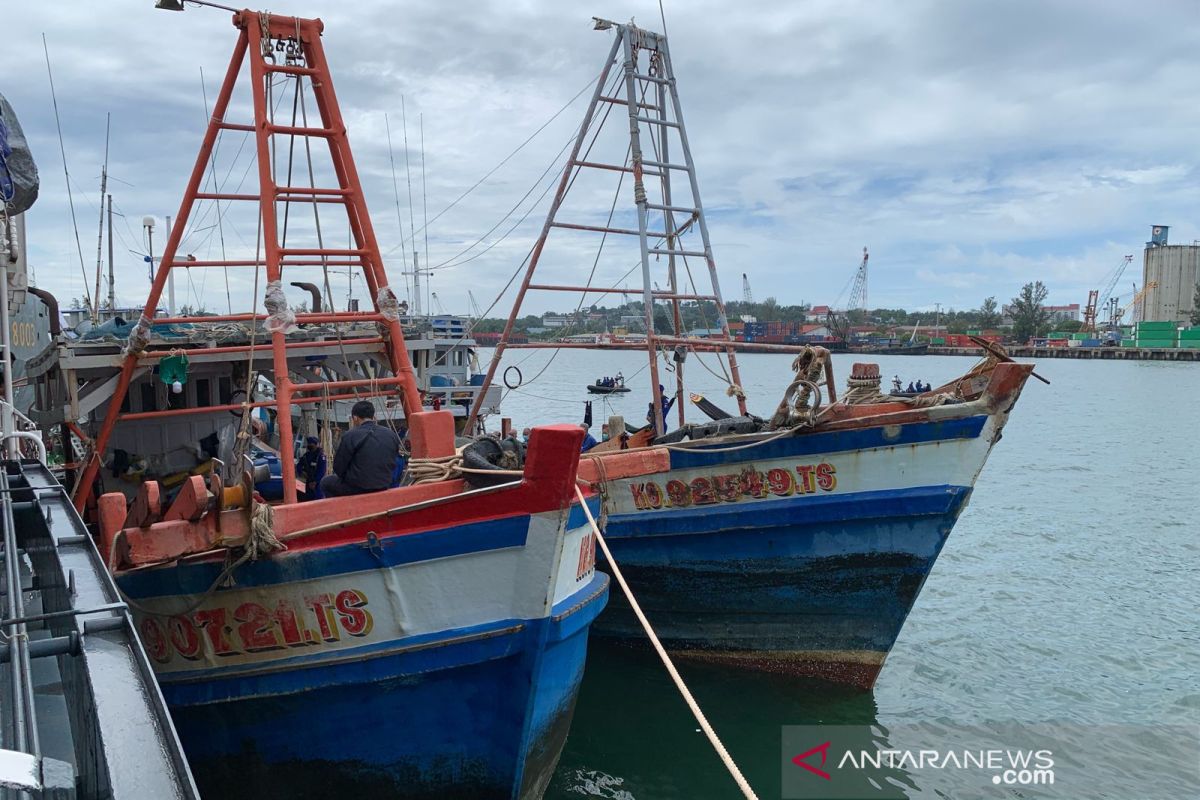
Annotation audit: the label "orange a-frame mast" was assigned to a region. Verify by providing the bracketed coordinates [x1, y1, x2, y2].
[74, 10, 423, 512]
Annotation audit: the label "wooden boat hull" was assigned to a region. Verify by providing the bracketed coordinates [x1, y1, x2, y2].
[112, 426, 608, 799]
[580, 362, 1032, 690]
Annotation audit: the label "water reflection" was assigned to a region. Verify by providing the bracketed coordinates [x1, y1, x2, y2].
[549, 640, 896, 799]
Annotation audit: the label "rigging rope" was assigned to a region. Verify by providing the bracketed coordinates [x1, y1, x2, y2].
[383, 70, 607, 257]
[572, 485, 759, 800]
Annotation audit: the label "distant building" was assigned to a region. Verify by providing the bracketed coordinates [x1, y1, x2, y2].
[541, 314, 569, 328]
[1001, 302, 1079, 326]
[1142, 225, 1199, 323]
[810, 305, 831, 317]
[1044, 303, 1081, 323]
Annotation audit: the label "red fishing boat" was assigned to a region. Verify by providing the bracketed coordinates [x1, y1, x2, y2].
[68, 8, 607, 797]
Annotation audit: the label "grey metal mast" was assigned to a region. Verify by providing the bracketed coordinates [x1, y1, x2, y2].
[466, 18, 746, 434]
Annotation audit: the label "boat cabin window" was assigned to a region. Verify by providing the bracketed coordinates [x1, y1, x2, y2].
[195, 378, 211, 408]
[139, 382, 157, 413]
[452, 350, 464, 367]
[219, 376, 232, 404]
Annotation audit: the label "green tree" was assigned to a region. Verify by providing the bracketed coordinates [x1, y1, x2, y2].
[1191, 283, 1200, 326]
[978, 296, 1001, 330]
[1010, 281, 1051, 342]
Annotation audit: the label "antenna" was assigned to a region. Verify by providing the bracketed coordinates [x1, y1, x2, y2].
[43, 34, 92, 311]
[92, 113, 110, 319]
[384, 113, 409, 303]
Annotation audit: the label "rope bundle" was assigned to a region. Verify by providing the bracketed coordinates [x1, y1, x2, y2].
[406, 453, 464, 484]
[768, 346, 829, 429]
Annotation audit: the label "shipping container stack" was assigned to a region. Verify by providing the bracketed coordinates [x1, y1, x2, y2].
[1178, 326, 1200, 349]
[1135, 321, 1179, 349]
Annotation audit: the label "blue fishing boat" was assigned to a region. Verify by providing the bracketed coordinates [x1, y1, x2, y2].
[577, 360, 1031, 687]
[79, 9, 606, 797]
[469, 19, 1038, 689]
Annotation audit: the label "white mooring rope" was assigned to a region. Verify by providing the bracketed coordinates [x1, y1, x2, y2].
[573, 485, 759, 800]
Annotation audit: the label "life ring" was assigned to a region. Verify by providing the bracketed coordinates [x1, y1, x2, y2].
[503, 365, 523, 390]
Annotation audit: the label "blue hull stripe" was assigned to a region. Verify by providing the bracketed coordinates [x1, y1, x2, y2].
[666, 414, 986, 470]
[605, 485, 971, 543]
[118, 513, 532, 597]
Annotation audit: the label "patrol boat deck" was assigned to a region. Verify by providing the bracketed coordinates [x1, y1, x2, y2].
[0, 451, 198, 798]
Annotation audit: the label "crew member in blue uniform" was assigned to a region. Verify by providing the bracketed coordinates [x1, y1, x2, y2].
[320, 401, 402, 497]
[580, 423, 598, 452]
[296, 435, 327, 500]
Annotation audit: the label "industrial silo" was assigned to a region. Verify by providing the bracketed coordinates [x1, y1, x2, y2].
[1142, 225, 1199, 323]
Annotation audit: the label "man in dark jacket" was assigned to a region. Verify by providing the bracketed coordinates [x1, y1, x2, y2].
[320, 401, 401, 497]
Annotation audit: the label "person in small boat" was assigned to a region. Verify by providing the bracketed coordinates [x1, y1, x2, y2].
[296, 436, 327, 501]
[320, 400, 402, 497]
[580, 423, 598, 453]
[906, 381, 916, 393]
[892, 375, 902, 393]
[616, 371, 624, 386]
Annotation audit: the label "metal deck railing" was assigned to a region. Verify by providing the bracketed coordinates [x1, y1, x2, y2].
[0, 458, 199, 799]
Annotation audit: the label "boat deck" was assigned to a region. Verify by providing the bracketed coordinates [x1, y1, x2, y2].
[0, 459, 198, 798]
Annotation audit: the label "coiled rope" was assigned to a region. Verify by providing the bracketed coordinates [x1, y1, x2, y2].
[573, 484, 758, 800]
[406, 453, 464, 484]
[405, 449, 525, 485]
[768, 346, 829, 429]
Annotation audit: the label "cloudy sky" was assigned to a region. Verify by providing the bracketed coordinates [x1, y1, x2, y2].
[6, 0, 1200, 319]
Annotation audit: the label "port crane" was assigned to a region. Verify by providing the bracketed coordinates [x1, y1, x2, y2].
[742, 273, 753, 304]
[1083, 255, 1134, 333]
[1115, 281, 1157, 326]
[826, 247, 868, 344]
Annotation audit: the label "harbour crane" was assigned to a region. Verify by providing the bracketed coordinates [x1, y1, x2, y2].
[742, 273, 753, 304]
[1116, 281, 1157, 326]
[467, 290, 483, 320]
[826, 247, 868, 343]
[1083, 255, 1134, 333]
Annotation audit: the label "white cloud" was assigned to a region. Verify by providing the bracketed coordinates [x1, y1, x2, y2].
[7, 0, 1200, 319]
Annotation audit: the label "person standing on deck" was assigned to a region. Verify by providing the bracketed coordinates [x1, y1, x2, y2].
[320, 401, 401, 497]
[579, 423, 598, 453]
[296, 436, 327, 500]
[648, 384, 677, 432]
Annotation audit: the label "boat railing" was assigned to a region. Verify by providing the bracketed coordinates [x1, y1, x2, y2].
[0, 459, 200, 798]
[0, 397, 41, 463]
